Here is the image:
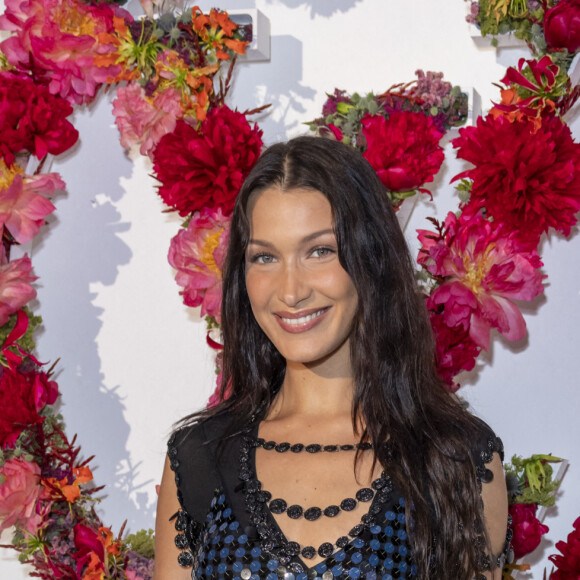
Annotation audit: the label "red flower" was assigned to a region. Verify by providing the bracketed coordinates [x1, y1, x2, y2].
[452, 114, 580, 243]
[429, 309, 480, 391]
[361, 112, 444, 193]
[544, 0, 580, 53]
[153, 106, 263, 216]
[0, 367, 44, 448]
[0, 72, 78, 163]
[509, 503, 549, 560]
[550, 517, 580, 579]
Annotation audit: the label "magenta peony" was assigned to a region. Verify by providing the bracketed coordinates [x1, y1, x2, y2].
[418, 212, 545, 351]
[361, 111, 444, 193]
[429, 309, 481, 391]
[0, 0, 129, 105]
[452, 114, 580, 243]
[0, 255, 37, 326]
[550, 517, 580, 579]
[544, 0, 580, 53]
[112, 84, 183, 157]
[509, 502, 549, 560]
[153, 106, 263, 216]
[168, 208, 231, 322]
[0, 458, 48, 534]
[0, 172, 64, 244]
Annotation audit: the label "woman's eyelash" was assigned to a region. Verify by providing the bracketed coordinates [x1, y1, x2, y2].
[311, 246, 335, 257]
[249, 252, 275, 264]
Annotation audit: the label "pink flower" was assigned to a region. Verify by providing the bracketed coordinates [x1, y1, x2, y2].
[168, 208, 231, 323]
[0, 255, 37, 326]
[0, 172, 63, 244]
[32, 371, 58, 412]
[0, 458, 48, 535]
[418, 212, 545, 350]
[0, 0, 130, 105]
[550, 517, 580, 579]
[112, 84, 183, 157]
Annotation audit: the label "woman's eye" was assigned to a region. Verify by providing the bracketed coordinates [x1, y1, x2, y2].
[252, 253, 276, 264]
[311, 247, 334, 258]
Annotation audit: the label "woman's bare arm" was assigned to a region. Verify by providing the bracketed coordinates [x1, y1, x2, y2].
[480, 452, 509, 580]
[153, 456, 192, 580]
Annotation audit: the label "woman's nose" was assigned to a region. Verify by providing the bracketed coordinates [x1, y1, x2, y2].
[277, 264, 311, 307]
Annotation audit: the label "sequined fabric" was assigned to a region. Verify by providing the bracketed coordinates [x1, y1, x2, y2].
[167, 420, 510, 580]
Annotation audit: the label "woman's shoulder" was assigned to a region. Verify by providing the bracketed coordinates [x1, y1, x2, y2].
[467, 417, 504, 484]
[168, 412, 234, 456]
[167, 412, 237, 521]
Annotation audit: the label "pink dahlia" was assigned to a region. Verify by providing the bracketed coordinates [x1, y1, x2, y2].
[361, 112, 444, 193]
[0, 255, 37, 326]
[168, 208, 231, 322]
[0, 172, 63, 244]
[452, 114, 580, 243]
[0, 0, 130, 105]
[112, 83, 183, 157]
[418, 212, 545, 351]
[153, 106, 263, 216]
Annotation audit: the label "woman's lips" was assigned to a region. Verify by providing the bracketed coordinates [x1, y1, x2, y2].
[274, 307, 330, 334]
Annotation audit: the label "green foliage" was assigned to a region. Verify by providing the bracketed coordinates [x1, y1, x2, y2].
[125, 528, 155, 559]
[0, 307, 42, 355]
[504, 453, 564, 507]
[455, 179, 473, 204]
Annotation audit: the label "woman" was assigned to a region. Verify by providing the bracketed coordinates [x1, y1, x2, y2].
[155, 136, 510, 579]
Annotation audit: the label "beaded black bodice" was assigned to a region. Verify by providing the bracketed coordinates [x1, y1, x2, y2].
[167, 416, 511, 580]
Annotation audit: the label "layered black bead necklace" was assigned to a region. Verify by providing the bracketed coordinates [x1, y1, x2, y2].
[239, 434, 393, 571]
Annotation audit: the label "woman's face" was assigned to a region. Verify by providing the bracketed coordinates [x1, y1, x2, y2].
[245, 186, 358, 367]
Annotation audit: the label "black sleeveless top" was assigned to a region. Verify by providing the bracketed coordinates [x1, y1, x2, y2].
[167, 415, 511, 580]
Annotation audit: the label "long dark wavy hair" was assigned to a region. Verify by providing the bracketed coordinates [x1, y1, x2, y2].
[194, 135, 495, 578]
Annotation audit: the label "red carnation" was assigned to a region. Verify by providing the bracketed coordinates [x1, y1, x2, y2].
[361, 112, 444, 194]
[544, 0, 580, 53]
[0, 367, 45, 448]
[509, 502, 549, 560]
[550, 517, 580, 579]
[0, 72, 78, 163]
[452, 114, 580, 244]
[153, 106, 263, 217]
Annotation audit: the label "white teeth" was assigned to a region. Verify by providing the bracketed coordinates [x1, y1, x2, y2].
[281, 309, 325, 325]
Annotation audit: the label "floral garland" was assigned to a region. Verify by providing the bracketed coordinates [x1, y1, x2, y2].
[0, 0, 579, 578]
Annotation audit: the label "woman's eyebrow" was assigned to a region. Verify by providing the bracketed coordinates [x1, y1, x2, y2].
[248, 229, 335, 247]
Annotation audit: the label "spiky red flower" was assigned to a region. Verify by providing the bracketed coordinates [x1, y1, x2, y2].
[452, 114, 580, 244]
[153, 106, 263, 216]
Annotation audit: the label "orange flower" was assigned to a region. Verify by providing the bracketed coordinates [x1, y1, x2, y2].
[42, 466, 93, 503]
[191, 5, 247, 60]
[82, 552, 105, 580]
[98, 526, 122, 556]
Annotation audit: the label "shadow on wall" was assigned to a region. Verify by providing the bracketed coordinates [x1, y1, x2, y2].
[232, 35, 317, 143]
[263, 0, 364, 18]
[30, 91, 152, 531]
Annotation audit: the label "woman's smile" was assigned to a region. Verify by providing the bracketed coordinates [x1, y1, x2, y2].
[245, 186, 358, 366]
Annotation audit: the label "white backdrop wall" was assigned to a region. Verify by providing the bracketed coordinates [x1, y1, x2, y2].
[1, 0, 579, 578]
